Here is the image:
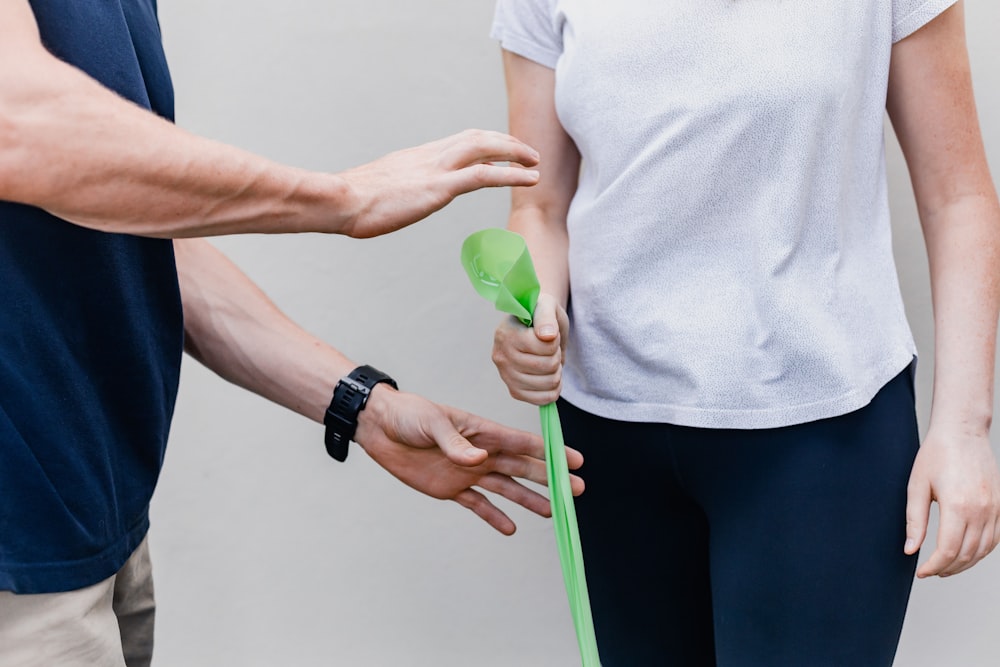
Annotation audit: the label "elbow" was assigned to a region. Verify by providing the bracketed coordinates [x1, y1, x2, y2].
[0, 53, 83, 206]
[0, 78, 55, 205]
[0, 103, 27, 202]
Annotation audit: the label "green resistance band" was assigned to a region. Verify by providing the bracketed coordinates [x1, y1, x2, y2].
[461, 228, 601, 666]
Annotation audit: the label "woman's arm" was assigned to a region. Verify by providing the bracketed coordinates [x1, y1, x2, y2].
[502, 51, 580, 308]
[491, 51, 581, 406]
[0, 0, 539, 239]
[887, 1, 1000, 577]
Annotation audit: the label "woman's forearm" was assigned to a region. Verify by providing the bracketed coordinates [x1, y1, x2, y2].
[501, 51, 579, 309]
[922, 193, 1000, 436]
[887, 2, 1000, 435]
[509, 206, 571, 307]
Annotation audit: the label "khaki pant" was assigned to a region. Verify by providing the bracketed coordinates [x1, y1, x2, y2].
[0, 537, 155, 667]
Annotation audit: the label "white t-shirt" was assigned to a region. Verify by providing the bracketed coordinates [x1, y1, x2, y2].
[492, 0, 956, 429]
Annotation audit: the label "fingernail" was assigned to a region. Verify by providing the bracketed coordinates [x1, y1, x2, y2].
[904, 538, 915, 552]
[538, 324, 556, 337]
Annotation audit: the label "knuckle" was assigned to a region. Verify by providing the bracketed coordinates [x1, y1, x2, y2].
[950, 498, 972, 514]
[544, 355, 562, 374]
[470, 163, 492, 184]
[532, 356, 556, 374]
[939, 547, 959, 561]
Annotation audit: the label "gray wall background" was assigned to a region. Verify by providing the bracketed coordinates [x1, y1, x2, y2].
[150, 2, 1000, 665]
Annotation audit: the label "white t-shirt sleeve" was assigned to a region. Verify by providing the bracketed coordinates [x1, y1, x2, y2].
[892, 0, 958, 43]
[491, 0, 562, 69]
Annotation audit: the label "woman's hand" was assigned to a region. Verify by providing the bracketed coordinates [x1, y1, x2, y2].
[905, 428, 1000, 577]
[492, 292, 569, 406]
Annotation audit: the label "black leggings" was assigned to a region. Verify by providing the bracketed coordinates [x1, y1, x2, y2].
[560, 368, 919, 666]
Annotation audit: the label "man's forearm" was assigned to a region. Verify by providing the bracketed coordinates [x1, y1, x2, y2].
[0, 0, 538, 240]
[0, 40, 352, 238]
[175, 238, 352, 422]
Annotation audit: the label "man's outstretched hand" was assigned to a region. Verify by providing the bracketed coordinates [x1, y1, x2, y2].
[338, 129, 541, 239]
[354, 385, 584, 535]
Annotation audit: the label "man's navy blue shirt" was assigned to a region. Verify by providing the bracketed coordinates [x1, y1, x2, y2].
[0, 0, 183, 593]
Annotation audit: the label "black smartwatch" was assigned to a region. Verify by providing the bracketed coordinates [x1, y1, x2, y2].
[323, 364, 398, 462]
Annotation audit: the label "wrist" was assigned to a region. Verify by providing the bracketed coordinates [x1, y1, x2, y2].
[323, 365, 398, 461]
[322, 168, 368, 238]
[283, 171, 354, 235]
[355, 383, 394, 453]
[927, 410, 993, 440]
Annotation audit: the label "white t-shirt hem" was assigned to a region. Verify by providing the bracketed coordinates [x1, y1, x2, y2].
[560, 348, 917, 429]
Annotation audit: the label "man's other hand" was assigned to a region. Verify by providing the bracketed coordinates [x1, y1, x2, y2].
[354, 385, 583, 535]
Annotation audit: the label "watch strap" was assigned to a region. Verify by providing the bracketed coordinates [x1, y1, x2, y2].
[323, 365, 397, 462]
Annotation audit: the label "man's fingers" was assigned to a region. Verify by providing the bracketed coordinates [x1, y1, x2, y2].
[490, 452, 585, 497]
[452, 412, 545, 458]
[454, 488, 516, 535]
[478, 473, 552, 518]
[565, 446, 584, 471]
[493, 453, 549, 485]
[441, 128, 542, 193]
[442, 129, 540, 169]
[448, 164, 540, 195]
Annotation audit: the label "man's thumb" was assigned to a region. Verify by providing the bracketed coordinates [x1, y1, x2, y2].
[429, 414, 489, 467]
